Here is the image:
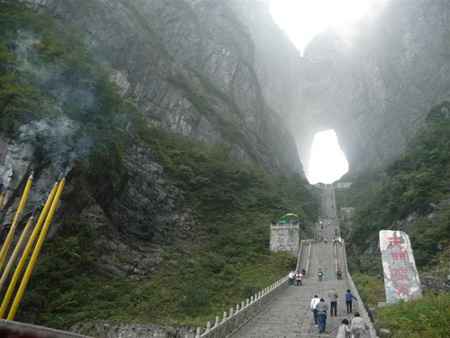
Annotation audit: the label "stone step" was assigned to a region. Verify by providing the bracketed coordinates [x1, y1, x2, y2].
[230, 184, 367, 338]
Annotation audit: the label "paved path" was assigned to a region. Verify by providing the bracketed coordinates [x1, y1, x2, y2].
[231, 185, 362, 337]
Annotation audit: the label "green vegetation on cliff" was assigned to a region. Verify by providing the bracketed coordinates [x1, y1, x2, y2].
[337, 102, 450, 275]
[0, 2, 320, 330]
[32, 123, 317, 328]
[336, 102, 450, 337]
[23, 127, 319, 328]
[376, 292, 450, 338]
[0, 1, 126, 191]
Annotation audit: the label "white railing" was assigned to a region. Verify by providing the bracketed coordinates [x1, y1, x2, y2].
[189, 225, 377, 338]
[194, 276, 289, 338]
[193, 242, 305, 338]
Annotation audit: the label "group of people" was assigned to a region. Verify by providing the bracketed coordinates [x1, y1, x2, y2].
[332, 236, 342, 246]
[317, 267, 343, 281]
[337, 315, 370, 338]
[289, 268, 307, 286]
[318, 234, 342, 245]
[310, 289, 368, 336]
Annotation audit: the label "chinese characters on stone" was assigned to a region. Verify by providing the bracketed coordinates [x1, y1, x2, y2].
[389, 237, 413, 297]
[379, 230, 422, 303]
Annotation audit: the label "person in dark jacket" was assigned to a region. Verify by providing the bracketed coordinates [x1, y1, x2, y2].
[345, 289, 358, 314]
[302, 268, 307, 277]
[315, 298, 329, 334]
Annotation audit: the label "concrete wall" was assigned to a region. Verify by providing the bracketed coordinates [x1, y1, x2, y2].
[269, 225, 300, 256]
[342, 243, 379, 338]
[341, 207, 355, 220]
[335, 182, 353, 189]
[0, 319, 91, 337]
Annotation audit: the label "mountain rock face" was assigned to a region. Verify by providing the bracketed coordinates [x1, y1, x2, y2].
[0, 1, 449, 335]
[25, 0, 450, 180]
[1, 0, 306, 280]
[295, 0, 450, 173]
[29, 0, 303, 174]
[2, 0, 449, 278]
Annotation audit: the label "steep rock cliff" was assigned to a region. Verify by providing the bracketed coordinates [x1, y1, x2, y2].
[22, 0, 450, 182]
[296, 0, 450, 173]
[29, 0, 303, 174]
[1, 0, 306, 279]
[3, 0, 449, 277]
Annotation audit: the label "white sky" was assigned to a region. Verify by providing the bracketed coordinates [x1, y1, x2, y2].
[268, 0, 374, 54]
[267, 0, 373, 183]
[308, 130, 349, 184]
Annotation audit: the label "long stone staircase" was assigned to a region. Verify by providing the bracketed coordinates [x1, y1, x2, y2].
[228, 184, 369, 338]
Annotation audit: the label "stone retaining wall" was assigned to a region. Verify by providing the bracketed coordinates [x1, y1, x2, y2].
[342, 243, 379, 338]
[0, 319, 91, 338]
[269, 224, 300, 256]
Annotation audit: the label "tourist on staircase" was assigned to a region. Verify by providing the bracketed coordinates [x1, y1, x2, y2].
[289, 270, 295, 285]
[310, 295, 320, 327]
[351, 312, 369, 338]
[345, 289, 358, 314]
[336, 318, 352, 338]
[296, 271, 302, 286]
[328, 287, 338, 316]
[337, 267, 343, 280]
[315, 298, 329, 334]
[318, 268, 323, 281]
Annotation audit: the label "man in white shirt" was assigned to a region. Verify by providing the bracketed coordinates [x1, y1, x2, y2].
[289, 271, 295, 285]
[310, 295, 320, 327]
